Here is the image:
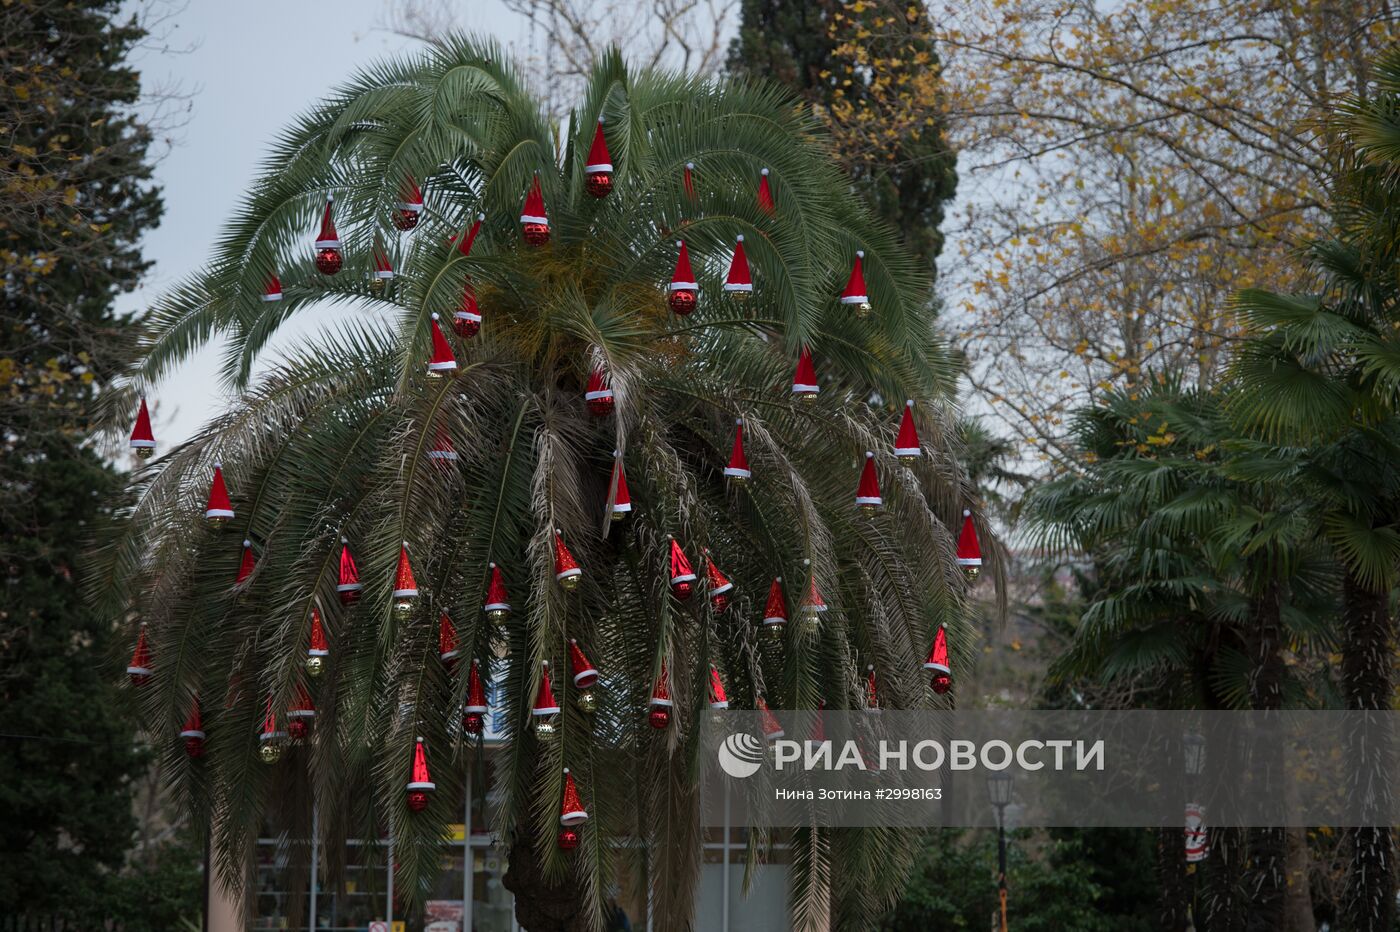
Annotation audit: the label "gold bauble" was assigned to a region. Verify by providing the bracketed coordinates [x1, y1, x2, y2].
[575, 690, 598, 714]
[534, 716, 559, 740]
[259, 741, 283, 764]
[559, 575, 580, 592]
[305, 655, 324, 678]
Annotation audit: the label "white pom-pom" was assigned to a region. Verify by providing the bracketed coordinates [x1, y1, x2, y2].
[776, 576, 782, 582]
[597, 116, 604, 124]
[865, 451, 874, 459]
[962, 509, 972, 517]
[803, 558, 811, 566]
[570, 638, 577, 645]
[326, 194, 334, 203]
[867, 664, 875, 672]
[213, 461, 222, 468]
[489, 562, 497, 568]
[341, 536, 349, 544]
[416, 735, 424, 742]
[906, 399, 914, 407]
[614, 449, 622, 457]
[431, 312, 440, 320]
[676, 240, 683, 247]
[563, 766, 570, 773]
[857, 250, 865, 258]
[243, 539, 251, 547]
[736, 417, 743, 425]
[736, 234, 745, 242]
[686, 161, 695, 169]
[542, 660, 550, 668]
[761, 168, 769, 176]
[477, 212, 485, 221]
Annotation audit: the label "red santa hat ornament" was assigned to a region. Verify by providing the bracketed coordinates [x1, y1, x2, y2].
[313, 196, 342, 275]
[569, 639, 600, 714]
[258, 697, 287, 764]
[130, 397, 155, 458]
[235, 538, 256, 585]
[648, 663, 673, 730]
[956, 510, 983, 582]
[427, 314, 458, 376]
[791, 347, 818, 401]
[704, 549, 733, 613]
[866, 665, 881, 711]
[205, 463, 235, 527]
[428, 429, 458, 469]
[287, 685, 316, 740]
[533, 661, 561, 739]
[724, 235, 752, 301]
[180, 698, 205, 758]
[463, 659, 488, 735]
[394, 175, 423, 230]
[583, 119, 613, 198]
[483, 562, 512, 620]
[668, 537, 697, 601]
[126, 623, 153, 687]
[708, 665, 729, 709]
[762, 577, 788, 640]
[369, 238, 394, 294]
[924, 625, 952, 695]
[336, 537, 362, 604]
[668, 240, 698, 316]
[557, 767, 588, 850]
[306, 606, 329, 676]
[724, 418, 750, 483]
[841, 251, 871, 318]
[609, 452, 631, 521]
[520, 172, 550, 246]
[262, 274, 283, 302]
[894, 401, 921, 458]
[406, 737, 436, 812]
[758, 697, 785, 741]
[757, 168, 775, 214]
[438, 611, 460, 667]
[856, 452, 883, 514]
[392, 542, 419, 616]
[553, 529, 582, 591]
[585, 366, 614, 417]
[800, 560, 827, 617]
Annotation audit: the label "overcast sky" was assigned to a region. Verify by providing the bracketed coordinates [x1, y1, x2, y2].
[118, 1, 526, 446]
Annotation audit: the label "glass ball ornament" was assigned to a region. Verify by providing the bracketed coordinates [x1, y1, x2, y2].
[558, 828, 580, 851]
[523, 223, 550, 247]
[610, 508, 626, 523]
[453, 317, 480, 339]
[207, 515, 229, 530]
[648, 707, 671, 730]
[729, 290, 750, 305]
[711, 592, 730, 614]
[259, 740, 283, 765]
[534, 715, 559, 740]
[726, 473, 747, 488]
[368, 276, 386, 296]
[288, 718, 309, 741]
[393, 209, 420, 231]
[931, 672, 952, 695]
[671, 580, 694, 602]
[393, 597, 416, 617]
[763, 622, 786, 644]
[585, 171, 613, 199]
[463, 711, 484, 736]
[305, 655, 324, 678]
[586, 395, 615, 417]
[135, 446, 154, 460]
[558, 574, 581, 593]
[485, 607, 509, 623]
[667, 289, 697, 316]
[797, 392, 817, 404]
[859, 502, 880, 518]
[961, 565, 981, 583]
[184, 737, 204, 759]
[575, 689, 597, 714]
[315, 247, 343, 276]
[853, 301, 872, 320]
[407, 790, 429, 813]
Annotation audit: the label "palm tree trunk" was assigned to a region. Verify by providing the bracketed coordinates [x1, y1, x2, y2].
[1341, 573, 1395, 932]
[1155, 826, 1190, 931]
[503, 833, 592, 932]
[1245, 586, 1286, 930]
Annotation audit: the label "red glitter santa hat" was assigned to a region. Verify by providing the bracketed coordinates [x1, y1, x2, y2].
[288, 684, 316, 721]
[427, 314, 458, 373]
[533, 661, 561, 716]
[724, 418, 750, 480]
[865, 665, 880, 710]
[262, 275, 283, 302]
[855, 452, 883, 509]
[956, 511, 983, 568]
[455, 212, 485, 257]
[800, 559, 827, 614]
[438, 611, 460, 664]
[585, 366, 613, 404]
[670, 240, 698, 292]
[259, 696, 287, 742]
[840, 251, 868, 305]
[393, 542, 419, 599]
[520, 173, 548, 226]
[553, 529, 582, 584]
[704, 550, 733, 598]
[668, 537, 696, 587]
[791, 347, 818, 398]
[584, 119, 612, 174]
[205, 464, 235, 521]
[610, 452, 632, 517]
[483, 562, 511, 615]
[428, 429, 458, 463]
[407, 737, 436, 791]
[559, 768, 589, 825]
[758, 697, 784, 740]
[180, 698, 205, 740]
[235, 538, 256, 584]
[724, 236, 752, 293]
[315, 196, 341, 249]
[924, 625, 951, 676]
[465, 659, 488, 714]
[707, 665, 729, 709]
[757, 168, 775, 214]
[569, 639, 598, 688]
[336, 538, 361, 598]
[398, 176, 424, 214]
[307, 606, 329, 658]
[649, 663, 673, 708]
[126, 623, 153, 683]
[373, 239, 394, 282]
[129, 397, 155, 453]
[894, 400, 921, 458]
[762, 577, 788, 627]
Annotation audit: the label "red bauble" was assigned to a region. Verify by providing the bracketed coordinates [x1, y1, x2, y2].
[668, 289, 697, 316]
[288, 718, 309, 740]
[671, 580, 694, 602]
[523, 223, 550, 246]
[185, 737, 205, 759]
[454, 317, 480, 339]
[587, 396, 615, 417]
[649, 707, 671, 730]
[558, 828, 580, 851]
[585, 172, 613, 199]
[407, 790, 428, 813]
[711, 592, 730, 613]
[931, 673, 952, 695]
[315, 247, 343, 275]
[393, 209, 420, 231]
[463, 712, 484, 736]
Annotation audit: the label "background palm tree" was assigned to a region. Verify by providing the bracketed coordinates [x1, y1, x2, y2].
[90, 36, 990, 930]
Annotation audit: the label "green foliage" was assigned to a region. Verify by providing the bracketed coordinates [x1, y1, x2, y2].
[0, 0, 161, 919]
[92, 36, 985, 929]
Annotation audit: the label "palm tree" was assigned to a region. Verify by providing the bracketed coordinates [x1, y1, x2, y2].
[89, 37, 987, 931]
